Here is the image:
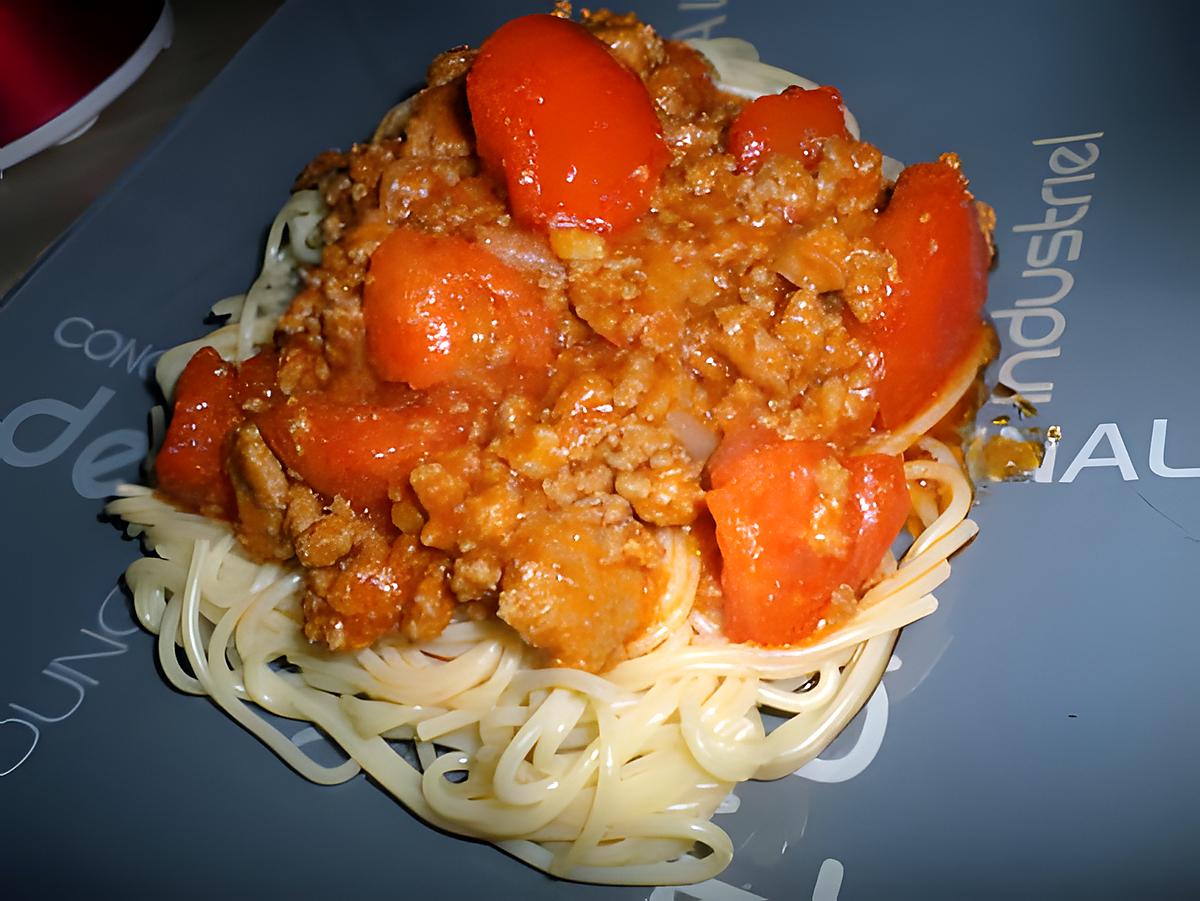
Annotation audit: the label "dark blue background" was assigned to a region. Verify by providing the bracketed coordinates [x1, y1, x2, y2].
[3, 2, 1198, 898]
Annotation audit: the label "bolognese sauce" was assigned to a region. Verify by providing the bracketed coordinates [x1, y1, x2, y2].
[154, 9, 993, 674]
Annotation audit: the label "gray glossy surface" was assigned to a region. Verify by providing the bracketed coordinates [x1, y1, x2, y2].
[2, 1, 1198, 898]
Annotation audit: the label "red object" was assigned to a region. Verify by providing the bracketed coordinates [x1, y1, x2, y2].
[363, 229, 555, 388]
[255, 395, 471, 514]
[466, 14, 669, 233]
[0, 0, 169, 161]
[155, 346, 247, 518]
[867, 157, 990, 427]
[726, 85, 850, 173]
[706, 434, 909, 645]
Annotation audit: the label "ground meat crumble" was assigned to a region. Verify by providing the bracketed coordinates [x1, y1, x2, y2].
[167, 10, 989, 673]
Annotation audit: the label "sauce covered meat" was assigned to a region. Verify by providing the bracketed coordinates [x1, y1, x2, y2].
[156, 9, 993, 671]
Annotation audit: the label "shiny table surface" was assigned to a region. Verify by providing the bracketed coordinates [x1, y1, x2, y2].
[3, 2, 1199, 899]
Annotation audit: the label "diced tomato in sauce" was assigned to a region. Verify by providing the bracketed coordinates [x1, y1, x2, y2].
[155, 346, 276, 519]
[255, 393, 472, 515]
[726, 85, 851, 173]
[706, 433, 909, 645]
[868, 156, 991, 428]
[362, 228, 555, 389]
[466, 14, 669, 233]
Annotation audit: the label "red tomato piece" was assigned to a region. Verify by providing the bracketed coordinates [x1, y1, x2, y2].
[156, 347, 240, 517]
[466, 14, 669, 233]
[156, 346, 277, 518]
[363, 228, 555, 389]
[235, 347, 279, 406]
[842, 454, 911, 588]
[726, 85, 850, 173]
[706, 433, 909, 645]
[868, 156, 990, 428]
[255, 396, 471, 514]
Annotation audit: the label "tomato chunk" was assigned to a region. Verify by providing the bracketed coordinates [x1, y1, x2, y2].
[235, 347, 279, 405]
[706, 433, 909, 645]
[156, 346, 277, 519]
[466, 14, 669, 233]
[868, 155, 990, 428]
[363, 229, 554, 389]
[255, 395, 471, 514]
[155, 347, 241, 517]
[726, 85, 850, 173]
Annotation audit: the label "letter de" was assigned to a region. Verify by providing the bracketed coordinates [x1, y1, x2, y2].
[0, 387, 115, 468]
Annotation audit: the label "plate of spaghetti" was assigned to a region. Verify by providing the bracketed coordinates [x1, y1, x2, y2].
[106, 5, 990, 887]
[9, 0, 1195, 898]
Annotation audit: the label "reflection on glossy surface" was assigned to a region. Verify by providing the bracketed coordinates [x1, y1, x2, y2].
[4, 0, 1200, 897]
